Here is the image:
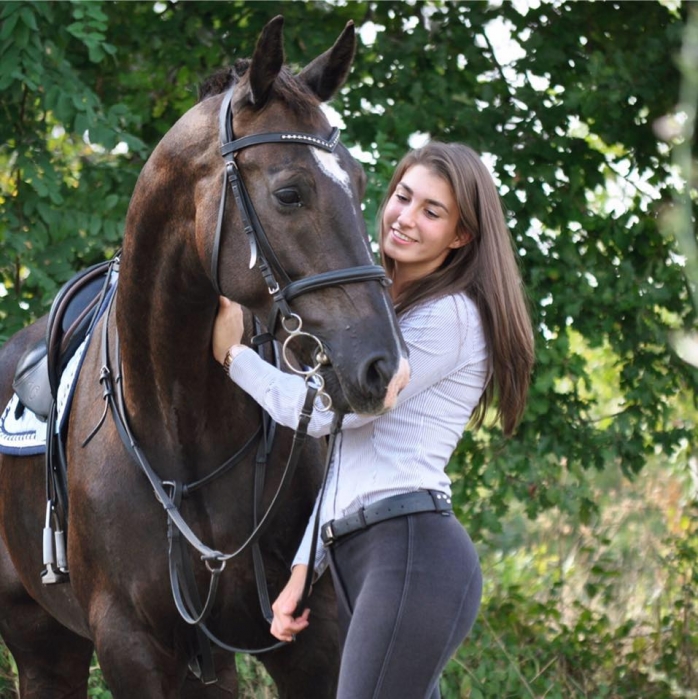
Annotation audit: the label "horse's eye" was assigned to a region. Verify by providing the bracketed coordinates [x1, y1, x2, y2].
[274, 188, 302, 207]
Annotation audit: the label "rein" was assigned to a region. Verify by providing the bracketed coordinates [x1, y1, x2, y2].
[97, 291, 316, 658]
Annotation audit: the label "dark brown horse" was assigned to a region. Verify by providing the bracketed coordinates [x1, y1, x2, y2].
[0, 17, 408, 698]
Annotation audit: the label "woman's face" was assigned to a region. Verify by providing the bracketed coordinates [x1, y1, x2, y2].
[381, 164, 466, 283]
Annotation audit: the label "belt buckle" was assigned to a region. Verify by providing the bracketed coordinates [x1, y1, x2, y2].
[322, 522, 336, 546]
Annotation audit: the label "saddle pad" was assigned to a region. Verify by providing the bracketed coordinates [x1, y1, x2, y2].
[0, 394, 47, 455]
[0, 336, 89, 456]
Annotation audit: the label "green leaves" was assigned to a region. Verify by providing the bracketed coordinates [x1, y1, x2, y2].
[0, 0, 143, 340]
[66, 3, 116, 64]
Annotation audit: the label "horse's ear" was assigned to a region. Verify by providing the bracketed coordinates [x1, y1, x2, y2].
[298, 21, 356, 102]
[248, 15, 285, 107]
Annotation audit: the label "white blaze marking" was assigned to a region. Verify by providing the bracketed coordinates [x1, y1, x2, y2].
[311, 147, 353, 200]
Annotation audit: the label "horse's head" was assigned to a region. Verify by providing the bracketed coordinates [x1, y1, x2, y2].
[197, 16, 409, 415]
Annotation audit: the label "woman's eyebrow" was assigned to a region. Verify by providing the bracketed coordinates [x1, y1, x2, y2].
[397, 182, 450, 214]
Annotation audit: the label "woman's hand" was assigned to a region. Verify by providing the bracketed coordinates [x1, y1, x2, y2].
[212, 297, 245, 365]
[270, 565, 311, 642]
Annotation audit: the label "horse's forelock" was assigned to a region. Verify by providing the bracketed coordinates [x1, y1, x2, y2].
[271, 67, 322, 114]
[198, 63, 321, 115]
[197, 63, 240, 102]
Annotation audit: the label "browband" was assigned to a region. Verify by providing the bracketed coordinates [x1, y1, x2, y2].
[221, 129, 341, 157]
[218, 87, 341, 156]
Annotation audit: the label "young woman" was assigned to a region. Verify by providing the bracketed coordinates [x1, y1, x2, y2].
[213, 141, 534, 699]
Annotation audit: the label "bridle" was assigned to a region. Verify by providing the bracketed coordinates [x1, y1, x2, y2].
[212, 85, 389, 311]
[211, 85, 390, 409]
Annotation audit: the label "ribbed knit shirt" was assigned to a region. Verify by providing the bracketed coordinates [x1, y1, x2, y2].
[228, 292, 489, 575]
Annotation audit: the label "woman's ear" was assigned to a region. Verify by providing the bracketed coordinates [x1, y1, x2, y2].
[449, 231, 472, 249]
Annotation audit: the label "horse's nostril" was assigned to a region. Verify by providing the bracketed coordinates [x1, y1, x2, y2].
[360, 355, 394, 398]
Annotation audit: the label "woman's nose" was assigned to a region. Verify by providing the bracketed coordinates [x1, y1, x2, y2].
[397, 206, 415, 227]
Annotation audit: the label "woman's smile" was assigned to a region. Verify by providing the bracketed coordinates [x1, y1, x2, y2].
[390, 227, 418, 244]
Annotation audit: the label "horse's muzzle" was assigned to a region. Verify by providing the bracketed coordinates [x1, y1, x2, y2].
[322, 353, 410, 416]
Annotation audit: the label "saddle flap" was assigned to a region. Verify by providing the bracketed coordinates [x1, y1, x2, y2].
[12, 339, 51, 420]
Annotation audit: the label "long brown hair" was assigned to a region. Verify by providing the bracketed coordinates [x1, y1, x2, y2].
[379, 141, 534, 436]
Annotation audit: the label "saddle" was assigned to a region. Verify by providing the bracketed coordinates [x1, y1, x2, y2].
[11, 256, 118, 585]
[12, 257, 117, 420]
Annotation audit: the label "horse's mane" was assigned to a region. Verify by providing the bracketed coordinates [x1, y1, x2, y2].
[198, 59, 321, 115]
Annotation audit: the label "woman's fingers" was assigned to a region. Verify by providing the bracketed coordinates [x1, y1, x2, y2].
[212, 297, 245, 363]
[270, 565, 311, 642]
[270, 607, 310, 642]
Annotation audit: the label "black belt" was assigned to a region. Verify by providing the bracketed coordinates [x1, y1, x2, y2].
[321, 490, 452, 547]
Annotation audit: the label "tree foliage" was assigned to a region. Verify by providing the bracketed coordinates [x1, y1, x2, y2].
[1, 1, 696, 696]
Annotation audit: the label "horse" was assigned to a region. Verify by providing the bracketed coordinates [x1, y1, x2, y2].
[0, 16, 409, 698]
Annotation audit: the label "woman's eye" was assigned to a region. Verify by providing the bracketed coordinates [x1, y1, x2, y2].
[395, 193, 408, 202]
[275, 188, 302, 207]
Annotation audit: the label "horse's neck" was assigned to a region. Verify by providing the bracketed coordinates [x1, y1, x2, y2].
[114, 243, 243, 471]
[116, 148, 215, 398]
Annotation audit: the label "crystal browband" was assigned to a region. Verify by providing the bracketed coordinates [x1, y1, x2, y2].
[220, 127, 341, 157]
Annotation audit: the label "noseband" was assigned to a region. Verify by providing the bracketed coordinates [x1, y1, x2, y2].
[211, 87, 390, 409]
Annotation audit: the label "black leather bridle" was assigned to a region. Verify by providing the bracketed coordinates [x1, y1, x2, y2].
[211, 86, 390, 333]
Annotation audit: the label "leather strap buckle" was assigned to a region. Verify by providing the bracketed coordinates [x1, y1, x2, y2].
[322, 521, 336, 546]
[429, 490, 452, 514]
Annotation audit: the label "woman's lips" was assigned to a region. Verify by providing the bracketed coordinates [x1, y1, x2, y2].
[390, 227, 417, 244]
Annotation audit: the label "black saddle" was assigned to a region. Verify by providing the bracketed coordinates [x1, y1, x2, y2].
[12, 257, 118, 421]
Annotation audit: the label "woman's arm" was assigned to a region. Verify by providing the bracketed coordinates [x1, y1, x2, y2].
[214, 295, 483, 437]
[213, 298, 370, 437]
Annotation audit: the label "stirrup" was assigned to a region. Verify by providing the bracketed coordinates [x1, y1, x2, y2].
[41, 563, 69, 585]
[40, 502, 70, 585]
